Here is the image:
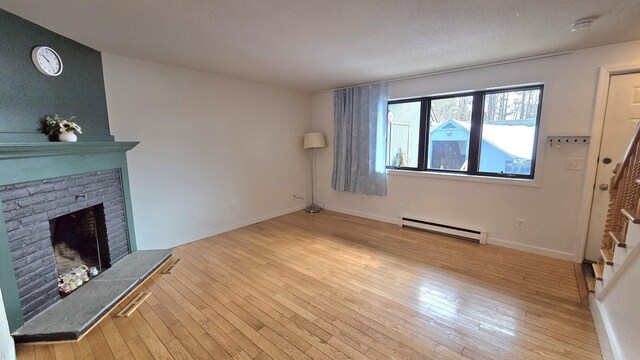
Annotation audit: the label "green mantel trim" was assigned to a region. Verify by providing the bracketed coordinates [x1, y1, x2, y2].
[0, 141, 139, 159]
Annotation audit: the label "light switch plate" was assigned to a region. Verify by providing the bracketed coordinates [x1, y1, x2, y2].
[566, 158, 583, 170]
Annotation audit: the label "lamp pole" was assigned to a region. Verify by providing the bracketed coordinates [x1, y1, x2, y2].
[303, 132, 326, 213]
[306, 147, 320, 213]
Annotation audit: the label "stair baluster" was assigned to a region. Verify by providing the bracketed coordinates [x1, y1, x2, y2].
[599, 124, 640, 269]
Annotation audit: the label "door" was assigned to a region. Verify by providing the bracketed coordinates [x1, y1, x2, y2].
[585, 73, 640, 261]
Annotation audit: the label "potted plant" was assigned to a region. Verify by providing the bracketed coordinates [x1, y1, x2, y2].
[45, 114, 82, 142]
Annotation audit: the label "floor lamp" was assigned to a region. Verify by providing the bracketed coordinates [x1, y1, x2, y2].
[303, 132, 327, 213]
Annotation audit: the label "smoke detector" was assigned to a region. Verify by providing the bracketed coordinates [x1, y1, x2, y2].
[571, 17, 597, 32]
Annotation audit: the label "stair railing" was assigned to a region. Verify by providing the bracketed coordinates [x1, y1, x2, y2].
[601, 124, 640, 257]
[596, 123, 640, 299]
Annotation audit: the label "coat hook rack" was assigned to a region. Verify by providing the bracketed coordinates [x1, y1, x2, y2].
[547, 135, 590, 148]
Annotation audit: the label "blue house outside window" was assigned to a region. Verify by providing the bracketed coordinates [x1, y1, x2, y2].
[429, 119, 535, 175]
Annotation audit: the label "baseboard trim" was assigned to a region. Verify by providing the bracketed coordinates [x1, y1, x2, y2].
[589, 294, 618, 360]
[138, 204, 307, 249]
[322, 205, 399, 225]
[323, 206, 575, 261]
[487, 237, 575, 261]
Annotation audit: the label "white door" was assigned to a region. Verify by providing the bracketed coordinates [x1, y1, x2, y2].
[585, 73, 640, 261]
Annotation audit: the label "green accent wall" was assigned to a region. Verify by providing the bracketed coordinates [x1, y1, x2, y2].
[0, 9, 113, 142]
[0, 10, 140, 332]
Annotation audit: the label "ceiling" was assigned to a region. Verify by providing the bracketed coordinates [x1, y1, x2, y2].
[2, 0, 640, 92]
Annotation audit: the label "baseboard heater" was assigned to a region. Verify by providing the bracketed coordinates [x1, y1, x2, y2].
[400, 217, 487, 244]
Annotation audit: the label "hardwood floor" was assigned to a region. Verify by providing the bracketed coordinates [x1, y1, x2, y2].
[16, 210, 602, 359]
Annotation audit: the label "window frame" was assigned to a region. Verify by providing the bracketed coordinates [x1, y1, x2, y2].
[386, 98, 426, 171]
[386, 84, 544, 180]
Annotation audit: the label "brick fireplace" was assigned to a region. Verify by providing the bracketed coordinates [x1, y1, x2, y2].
[0, 169, 130, 321]
[0, 140, 139, 335]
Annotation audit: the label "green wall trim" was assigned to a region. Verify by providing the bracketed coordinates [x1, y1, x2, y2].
[0, 141, 138, 160]
[0, 133, 115, 143]
[0, 211, 19, 332]
[0, 145, 139, 332]
[119, 161, 137, 254]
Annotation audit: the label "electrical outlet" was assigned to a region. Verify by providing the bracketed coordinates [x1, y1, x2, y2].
[516, 218, 525, 230]
[566, 158, 583, 170]
[229, 205, 236, 214]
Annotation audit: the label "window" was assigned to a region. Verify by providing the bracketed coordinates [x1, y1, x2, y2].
[387, 101, 421, 168]
[386, 85, 543, 179]
[428, 96, 473, 171]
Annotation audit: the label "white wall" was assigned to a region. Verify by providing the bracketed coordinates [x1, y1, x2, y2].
[311, 41, 640, 260]
[102, 54, 311, 249]
[0, 290, 15, 360]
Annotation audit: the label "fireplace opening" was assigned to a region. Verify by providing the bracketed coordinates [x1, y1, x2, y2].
[49, 204, 111, 276]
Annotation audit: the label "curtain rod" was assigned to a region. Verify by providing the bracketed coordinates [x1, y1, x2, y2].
[313, 50, 574, 94]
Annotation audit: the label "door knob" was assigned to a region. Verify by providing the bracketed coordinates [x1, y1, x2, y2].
[599, 183, 609, 191]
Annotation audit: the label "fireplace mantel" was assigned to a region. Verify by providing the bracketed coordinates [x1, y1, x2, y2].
[0, 141, 139, 159]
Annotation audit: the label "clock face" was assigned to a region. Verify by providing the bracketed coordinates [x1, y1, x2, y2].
[31, 46, 63, 76]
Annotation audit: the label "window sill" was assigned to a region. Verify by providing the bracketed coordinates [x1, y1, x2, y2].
[386, 169, 541, 188]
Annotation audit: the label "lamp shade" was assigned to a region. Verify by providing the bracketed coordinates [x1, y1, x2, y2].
[303, 132, 327, 149]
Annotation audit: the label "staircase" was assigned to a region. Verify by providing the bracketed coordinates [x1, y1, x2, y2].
[589, 124, 640, 360]
[591, 124, 640, 295]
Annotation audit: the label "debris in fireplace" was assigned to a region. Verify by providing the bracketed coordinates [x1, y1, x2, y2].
[58, 265, 99, 297]
[89, 266, 99, 277]
[59, 282, 72, 296]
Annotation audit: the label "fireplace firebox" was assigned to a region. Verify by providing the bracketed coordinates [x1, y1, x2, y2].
[49, 204, 111, 276]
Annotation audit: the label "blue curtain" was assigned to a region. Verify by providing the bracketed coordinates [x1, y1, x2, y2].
[332, 83, 388, 196]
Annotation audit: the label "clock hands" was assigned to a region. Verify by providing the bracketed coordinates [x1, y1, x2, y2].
[40, 53, 59, 72]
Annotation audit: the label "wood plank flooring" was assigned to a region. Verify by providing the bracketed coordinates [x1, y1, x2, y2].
[16, 210, 602, 359]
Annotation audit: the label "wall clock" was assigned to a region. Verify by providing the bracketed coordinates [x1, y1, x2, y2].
[31, 46, 63, 76]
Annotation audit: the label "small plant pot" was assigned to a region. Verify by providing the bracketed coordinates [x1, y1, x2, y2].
[58, 131, 77, 142]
